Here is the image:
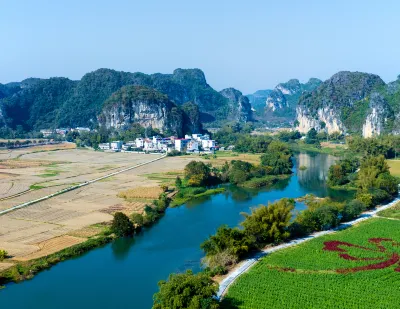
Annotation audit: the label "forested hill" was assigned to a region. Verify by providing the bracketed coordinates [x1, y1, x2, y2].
[295, 71, 400, 137]
[0, 68, 252, 132]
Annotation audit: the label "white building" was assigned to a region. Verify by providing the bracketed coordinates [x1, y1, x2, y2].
[175, 139, 190, 152]
[144, 139, 156, 151]
[187, 140, 199, 152]
[99, 143, 111, 150]
[135, 138, 144, 148]
[110, 141, 123, 151]
[201, 139, 216, 150]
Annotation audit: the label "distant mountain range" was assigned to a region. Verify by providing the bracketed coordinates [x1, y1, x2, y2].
[1, 68, 400, 138]
[0, 68, 252, 136]
[246, 78, 322, 124]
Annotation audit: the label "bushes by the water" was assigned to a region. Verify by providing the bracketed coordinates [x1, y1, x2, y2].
[201, 199, 295, 270]
[152, 270, 220, 309]
[111, 212, 135, 237]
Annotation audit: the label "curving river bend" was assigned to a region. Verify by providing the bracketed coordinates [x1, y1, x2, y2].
[1, 153, 345, 308]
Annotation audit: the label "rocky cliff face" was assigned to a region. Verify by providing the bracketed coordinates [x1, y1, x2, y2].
[295, 71, 386, 134]
[266, 90, 287, 111]
[362, 93, 392, 137]
[219, 88, 252, 122]
[247, 78, 322, 123]
[99, 86, 203, 137]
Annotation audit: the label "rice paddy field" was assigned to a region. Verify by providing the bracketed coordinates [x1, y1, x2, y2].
[224, 218, 400, 309]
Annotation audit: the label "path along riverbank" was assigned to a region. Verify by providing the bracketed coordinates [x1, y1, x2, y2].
[217, 192, 400, 298]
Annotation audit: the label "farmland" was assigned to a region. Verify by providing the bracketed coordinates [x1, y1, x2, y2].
[224, 218, 400, 308]
[0, 145, 197, 263]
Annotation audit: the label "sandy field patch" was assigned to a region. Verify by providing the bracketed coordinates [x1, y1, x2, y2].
[14, 235, 86, 261]
[0, 262, 14, 272]
[0, 148, 195, 260]
[117, 186, 163, 200]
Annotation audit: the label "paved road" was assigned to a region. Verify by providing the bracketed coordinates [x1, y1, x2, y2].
[217, 194, 400, 298]
[0, 153, 167, 216]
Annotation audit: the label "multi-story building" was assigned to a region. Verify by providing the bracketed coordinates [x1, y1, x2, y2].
[110, 141, 123, 151]
[187, 140, 199, 152]
[174, 139, 190, 152]
[135, 138, 144, 148]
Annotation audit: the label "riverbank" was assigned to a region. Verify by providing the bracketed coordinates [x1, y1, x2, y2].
[290, 141, 348, 156]
[0, 152, 338, 309]
[0, 233, 113, 287]
[217, 194, 400, 299]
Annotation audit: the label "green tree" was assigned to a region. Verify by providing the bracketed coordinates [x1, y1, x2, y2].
[260, 141, 293, 175]
[241, 198, 295, 244]
[111, 212, 134, 237]
[175, 176, 183, 189]
[152, 270, 220, 309]
[184, 161, 211, 187]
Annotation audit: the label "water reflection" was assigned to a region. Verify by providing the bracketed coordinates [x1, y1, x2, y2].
[111, 237, 136, 261]
[296, 152, 337, 195]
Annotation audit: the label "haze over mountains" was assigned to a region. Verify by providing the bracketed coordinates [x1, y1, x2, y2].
[1, 68, 400, 137]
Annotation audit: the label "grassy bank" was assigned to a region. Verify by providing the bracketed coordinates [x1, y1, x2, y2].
[240, 175, 290, 189]
[377, 201, 400, 219]
[0, 235, 113, 287]
[290, 141, 348, 156]
[171, 187, 226, 207]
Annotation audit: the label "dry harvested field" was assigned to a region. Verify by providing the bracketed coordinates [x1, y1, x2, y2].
[0, 147, 197, 262]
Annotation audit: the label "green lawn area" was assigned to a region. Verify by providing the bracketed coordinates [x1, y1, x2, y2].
[224, 218, 400, 309]
[388, 160, 400, 177]
[377, 201, 400, 220]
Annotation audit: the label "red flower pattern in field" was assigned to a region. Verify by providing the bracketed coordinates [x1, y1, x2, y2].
[323, 238, 400, 273]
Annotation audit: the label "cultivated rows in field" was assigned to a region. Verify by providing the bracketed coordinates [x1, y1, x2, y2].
[15, 235, 86, 261]
[226, 218, 400, 309]
[117, 186, 163, 200]
[0, 182, 30, 199]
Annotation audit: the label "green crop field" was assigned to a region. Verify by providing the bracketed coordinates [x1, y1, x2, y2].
[378, 202, 400, 220]
[224, 218, 400, 309]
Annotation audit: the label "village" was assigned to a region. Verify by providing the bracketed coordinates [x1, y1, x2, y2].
[98, 133, 218, 153]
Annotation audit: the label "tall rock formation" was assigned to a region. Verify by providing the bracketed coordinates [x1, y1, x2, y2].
[219, 88, 252, 123]
[295, 71, 386, 134]
[99, 85, 202, 137]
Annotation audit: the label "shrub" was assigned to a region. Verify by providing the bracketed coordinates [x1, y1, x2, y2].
[296, 204, 340, 233]
[167, 150, 182, 156]
[152, 270, 220, 309]
[111, 212, 134, 237]
[201, 226, 254, 264]
[356, 192, 373, 208]
[175, 176, 182, 189]
[241, 198, 294, 244]
[341, 200, 367, 222]
[0, 249, 7, 261]
[131, 213, 144, 227]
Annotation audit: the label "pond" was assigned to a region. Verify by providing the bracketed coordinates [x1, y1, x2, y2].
[1, 153, 342, 308]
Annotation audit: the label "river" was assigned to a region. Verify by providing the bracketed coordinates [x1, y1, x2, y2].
[1, 153, 343, 308]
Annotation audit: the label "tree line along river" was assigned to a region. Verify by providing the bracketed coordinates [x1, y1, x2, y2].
[1, 152, 343, 309]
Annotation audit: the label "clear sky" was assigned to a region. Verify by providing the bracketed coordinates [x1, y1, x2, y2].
[1, 0, 400, 93]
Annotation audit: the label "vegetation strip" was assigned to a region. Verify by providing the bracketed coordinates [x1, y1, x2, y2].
[216, 193, 400, 298]
[0, 154, 166, 216]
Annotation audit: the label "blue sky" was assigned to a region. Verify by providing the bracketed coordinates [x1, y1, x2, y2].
[1, 0, 400, 93]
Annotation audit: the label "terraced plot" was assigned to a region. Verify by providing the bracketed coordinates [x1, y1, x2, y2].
[225, 218, 400, 309]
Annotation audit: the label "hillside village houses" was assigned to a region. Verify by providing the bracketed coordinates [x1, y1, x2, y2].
[99, 133, 216, 154]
